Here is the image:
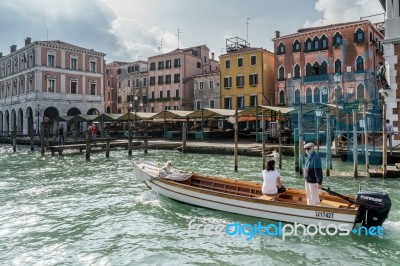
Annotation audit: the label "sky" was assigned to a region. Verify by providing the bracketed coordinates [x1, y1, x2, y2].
[0, 0, 384, 63]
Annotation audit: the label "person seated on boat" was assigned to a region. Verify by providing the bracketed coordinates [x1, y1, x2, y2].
[159, 161, 173, 177]
[261, 159, 286, 195]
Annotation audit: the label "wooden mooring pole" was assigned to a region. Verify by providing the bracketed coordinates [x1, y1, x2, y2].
[382, 102, 387, 178]
[352, 110, 358, 178]
[85, 131, 91, 160]
[182, 120, 187, 154]
[12, 128, 17, 152]
[40, 123, 45, 155]
[326, 112, 331, 177]
[234, 106, 238, 172]
[106, 135, 110, 158]
[294, 128, 299, 173]
[278, 111, 282, 169]
[144, 123, 148, 154]
[363, 106, 369, 176]
[262, 108, 266, 170]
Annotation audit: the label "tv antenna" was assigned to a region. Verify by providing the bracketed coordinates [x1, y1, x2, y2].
[246, 18, 251, 42]
[158, 38, 164, 54]
[177, 28, 183, 49]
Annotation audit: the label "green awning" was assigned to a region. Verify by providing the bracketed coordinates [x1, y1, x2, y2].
[94, 113, 125, 122]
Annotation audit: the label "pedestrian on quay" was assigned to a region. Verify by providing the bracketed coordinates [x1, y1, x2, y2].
[71, 124, 77, 141]
[304, 142, 323, 206]
[58, 124, 64, 146]
[91, 124, 97, 143]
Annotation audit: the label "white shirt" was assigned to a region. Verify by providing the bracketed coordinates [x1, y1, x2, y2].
[261, 170, 280, 195]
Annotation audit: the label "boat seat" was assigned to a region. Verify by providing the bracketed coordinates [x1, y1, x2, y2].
[258, 194, 278, 201]
[320, 199, 347, 208]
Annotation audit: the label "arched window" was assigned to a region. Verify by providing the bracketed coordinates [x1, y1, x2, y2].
[356, 84, 365, 99]
[306, 63, 313, 76]
[278, 66, 285, 80]
[306, 88, 312, 103]
[294, 64, 300, 78]
[320, 35, 328, 49]
[305, 38, 312, 52]
[313, 36, 320, 50]
[294, 89, 301, 103]
[356, 56, 364, 71]
[333, 32, 342, 46]
[320, 61, 328, 75]
[314, 87, 320, 103]
[354, 28, 365, 43]
[279, 90, 285, 104]
[334, 59, 342, 73]
[278, 43, 285, 55]
[313, 62, 320, 75]
[293, 40, 301, 52]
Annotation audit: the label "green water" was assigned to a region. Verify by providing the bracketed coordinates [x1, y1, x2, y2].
[0, 144, 399, 265]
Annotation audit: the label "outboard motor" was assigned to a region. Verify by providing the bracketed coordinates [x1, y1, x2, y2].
[355, 192, 391, 227]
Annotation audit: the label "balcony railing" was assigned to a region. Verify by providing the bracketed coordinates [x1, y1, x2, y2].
[303, 74, 329, 83]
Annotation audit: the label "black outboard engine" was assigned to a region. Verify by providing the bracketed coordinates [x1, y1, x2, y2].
[355, 192, 391, 227]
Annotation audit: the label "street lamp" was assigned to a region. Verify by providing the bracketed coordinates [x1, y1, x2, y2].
[128, 102, 133, 138]
[333, 72, 342, 153]
[134, 95, 138, 130]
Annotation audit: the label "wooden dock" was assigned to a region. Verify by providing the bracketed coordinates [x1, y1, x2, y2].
[47, 140, 141, 155]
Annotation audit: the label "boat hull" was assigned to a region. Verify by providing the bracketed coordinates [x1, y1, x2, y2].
[145, 178, 358, 229]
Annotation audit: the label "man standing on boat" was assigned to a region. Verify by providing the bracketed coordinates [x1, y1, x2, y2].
[304, 142, 323, 205]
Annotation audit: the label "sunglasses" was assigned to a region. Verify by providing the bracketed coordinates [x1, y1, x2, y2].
[305, 147, 312, 150]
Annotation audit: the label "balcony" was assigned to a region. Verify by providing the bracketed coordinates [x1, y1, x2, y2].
[303, 74, 329, 83]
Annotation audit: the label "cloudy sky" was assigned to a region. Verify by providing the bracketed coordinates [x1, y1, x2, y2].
[0, 0, 384, 62]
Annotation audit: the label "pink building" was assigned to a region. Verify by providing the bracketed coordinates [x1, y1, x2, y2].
[147, 45, 218, 112]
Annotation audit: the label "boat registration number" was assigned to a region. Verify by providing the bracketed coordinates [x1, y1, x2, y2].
[315, 211, 334, 219]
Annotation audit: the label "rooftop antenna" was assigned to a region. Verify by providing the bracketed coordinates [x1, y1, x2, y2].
[177, 28, 183, 49]
[320, 17, 326, 26]
[46, 28, 48, 41]
[246, 18, 251, 42]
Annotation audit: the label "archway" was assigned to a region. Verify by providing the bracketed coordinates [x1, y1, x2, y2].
[87, 108, 100, 115]
[43, 107, 60, 136]
[0, 112, 3, 135]
[67, 107, 81, 116]
[5, 110, 9, 134]
[11, 109, 17, 132]
[26, 107, 34, 136]
[17, 108, 23, 134]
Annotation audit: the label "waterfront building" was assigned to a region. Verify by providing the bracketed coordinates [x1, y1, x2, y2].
[147, 45, 219, 113]
[380, 0, 400, 145]
[116, 61, 148, 113]
[192, 70, 221, 110]
[219, 37, 275, 110]
[273, 20, 384, 108]
[105, 61, 131, 113]
[0, 38, 105, 135]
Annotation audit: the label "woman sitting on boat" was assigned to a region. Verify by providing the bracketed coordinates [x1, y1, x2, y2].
[261, 160, 286, 195]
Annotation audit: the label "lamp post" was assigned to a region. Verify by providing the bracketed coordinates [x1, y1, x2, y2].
[333, 72, 342, 153]
[315, 107, 324, 152]
[128, 102, 132, 137]
[134, 95, 138, 130]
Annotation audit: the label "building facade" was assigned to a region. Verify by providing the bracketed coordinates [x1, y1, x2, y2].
[0, 38, 105, 135]
[105, 61, 130, 113]
[116, 60, 148, 113]
[273, 20, 384, 109]
[147, 45, 219, 113]
[192, 71, 221, 110]
[219, 38, 275, 110]
[381, 0, 400, 144]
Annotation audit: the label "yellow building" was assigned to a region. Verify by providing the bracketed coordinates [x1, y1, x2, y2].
[219, 37, 275, 110]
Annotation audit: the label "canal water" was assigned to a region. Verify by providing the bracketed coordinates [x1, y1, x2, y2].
[0, 145, 399, 265]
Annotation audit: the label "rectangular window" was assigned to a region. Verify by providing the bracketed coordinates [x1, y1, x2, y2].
[158, 76, 164, 85]
[90, 83, 96, 95]
[47, 79, 55, 92]
[160, 91, 163, 98]
[71, 58, 77, 70]
[250, 95, 258, 106]
[224, 77, 232, 88]
[225, 60, 230, 69]
[151, 107, 155, 113]
[223, 98, 232, 109]
[236, 76, 244, 88]
[167, 90, 170, 98]
[71, 81, 77, 94]
[90, 61, 96, 72]
[150, 77, 155, 86]
[48, 55, 55, 67]
[174, 58, 181, 68]
[175, 90, 180, 98]
[174, 106, 179, 110]
[158, 61, 164, 70]
[209, 80, 214, 89]
[128, 80, 131, 87]
[249, 74, 258, 86]
[238, 58, 243, 67]
[250, 55, 256, 65]
[236, 96, 244, 109]
[166, 60, 171, 69]
[210, 100, 215, 108]
[150, 62, 156, 71]
[151, 91, 155, 99]
[196, 101, 201, 110]
[165, 75, 171, 84]
[118, 96, 121, 103]
[199, 81, 204, 90]
[197, 62, 201, 68]
[143, 78, 147, 87]
[174, 74, 180, 83]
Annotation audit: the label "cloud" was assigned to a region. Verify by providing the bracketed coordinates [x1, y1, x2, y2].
[304, 0, 385, 27]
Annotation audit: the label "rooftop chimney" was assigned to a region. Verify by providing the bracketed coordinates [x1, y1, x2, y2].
[10, 45, 17, 53]
[275, 31, 280, 38]
[211, 52, 215, 60]
[25, 37, 31, 46]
